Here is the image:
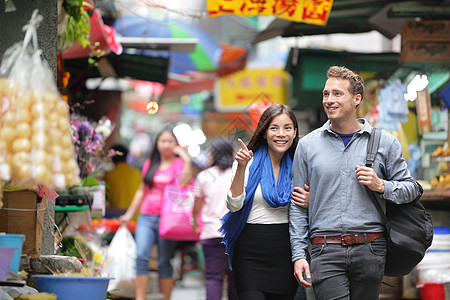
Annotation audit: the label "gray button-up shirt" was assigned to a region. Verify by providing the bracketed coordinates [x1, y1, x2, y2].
[289, 119, 421, 261]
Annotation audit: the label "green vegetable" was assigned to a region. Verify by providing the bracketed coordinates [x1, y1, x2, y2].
[59, 0, 104, 58]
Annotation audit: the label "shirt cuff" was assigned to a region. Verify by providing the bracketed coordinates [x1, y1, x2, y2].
[226, 189, 245, 212]
[381, 179, 392, 197]
[292, 250, 307, 262]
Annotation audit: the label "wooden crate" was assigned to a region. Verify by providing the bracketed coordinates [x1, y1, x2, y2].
[402, 20, 450, 42]
[400, 41, 450, 64]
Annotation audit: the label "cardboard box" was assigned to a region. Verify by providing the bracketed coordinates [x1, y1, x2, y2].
[400, 41, 450, 64]
[0, 190, 46, 257]
[402, 20, 450, 42]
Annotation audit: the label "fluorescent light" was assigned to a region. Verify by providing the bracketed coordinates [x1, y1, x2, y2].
[404, 74, 429, 101]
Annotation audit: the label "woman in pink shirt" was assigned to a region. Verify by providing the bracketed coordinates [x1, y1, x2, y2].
[192, 138, 238, 300]
[120, 127, 192, 300]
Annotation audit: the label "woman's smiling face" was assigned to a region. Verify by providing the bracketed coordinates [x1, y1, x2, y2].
[264, 113, 296, 158]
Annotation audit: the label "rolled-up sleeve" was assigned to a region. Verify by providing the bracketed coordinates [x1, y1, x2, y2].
[289, 141, 310, 261]
[380, 134, 421, 204]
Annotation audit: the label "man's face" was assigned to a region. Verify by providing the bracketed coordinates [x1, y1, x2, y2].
[322, 77, 361, 122]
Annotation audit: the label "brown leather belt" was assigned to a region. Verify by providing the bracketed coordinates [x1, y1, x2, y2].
[311, 232, 385, 246]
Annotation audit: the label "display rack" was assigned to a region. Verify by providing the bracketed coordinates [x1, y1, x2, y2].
[55, 194, 93, 233]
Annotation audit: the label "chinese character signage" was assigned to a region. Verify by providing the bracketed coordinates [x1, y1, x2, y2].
[214, 68, 290, 112]
[208, 0, 333, 25]
[416, 88, 432, 135]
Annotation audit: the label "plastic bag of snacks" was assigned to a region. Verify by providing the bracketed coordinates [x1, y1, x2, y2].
[0, 10, 80, 189]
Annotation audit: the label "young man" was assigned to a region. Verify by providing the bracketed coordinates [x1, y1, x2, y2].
[289, 66, 421, 299]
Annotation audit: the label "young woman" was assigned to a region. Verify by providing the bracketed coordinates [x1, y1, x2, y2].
[192, 138, 238, 300]
[220, 104, 309, 300]
[119, 127, 192, 300]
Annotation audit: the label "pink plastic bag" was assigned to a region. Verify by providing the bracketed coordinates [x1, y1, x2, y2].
[159, 180, 202, 241]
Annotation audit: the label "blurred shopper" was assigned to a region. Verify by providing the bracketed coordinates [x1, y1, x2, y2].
[128, 132, 152, 171]
[119, 126, 193, 300]
[220, 104, 309, 299]
[290, 66, 421, 300]
[103, 144, 141, 219]
[192, 138, 238, 300]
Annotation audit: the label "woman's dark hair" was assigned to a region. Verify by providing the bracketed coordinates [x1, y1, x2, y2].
[110, 144, 129, 164]
[208, 138, 234, 171]
[143, 127, 178, 188]
[247, 104, 299, 159]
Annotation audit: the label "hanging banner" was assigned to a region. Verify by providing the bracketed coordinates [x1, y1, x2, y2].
[208, 0, 333, 25]
[214, 68, 289, 112]
[416, 88, 432, 135]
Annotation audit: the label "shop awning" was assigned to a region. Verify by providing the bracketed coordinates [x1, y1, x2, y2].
[252, 0, 450, 45]
[61, 8, 123, 59]
[113, 16, 223, 74]
[64, 52, 170, 84]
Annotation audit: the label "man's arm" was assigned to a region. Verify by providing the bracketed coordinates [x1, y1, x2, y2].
[379, 133, 421, 204]
[289, 141, 311, 286]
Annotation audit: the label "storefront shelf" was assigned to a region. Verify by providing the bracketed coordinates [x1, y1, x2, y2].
[421, 188, 450, 210]
[422, 188, 450, 201]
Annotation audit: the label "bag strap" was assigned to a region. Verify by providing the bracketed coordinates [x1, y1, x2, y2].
[366, 128, 389, 223]
[366, 128, 382, 168]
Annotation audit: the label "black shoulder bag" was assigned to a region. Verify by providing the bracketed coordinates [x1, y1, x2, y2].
[366, 128, 433, 277]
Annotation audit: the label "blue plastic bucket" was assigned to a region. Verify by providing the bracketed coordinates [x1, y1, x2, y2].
[0, 234, 25, 273]
[33, 275, 113, 300]
[0, 247, 16, 281]
[429, 226, 450, 252]
[434, 226, 450, 235]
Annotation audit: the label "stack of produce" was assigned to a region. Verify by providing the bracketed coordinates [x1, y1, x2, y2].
[0, 10, 80, 189]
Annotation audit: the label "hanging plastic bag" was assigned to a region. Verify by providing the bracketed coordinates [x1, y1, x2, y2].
[159, 179, 202, 241]
[0, 10, 79, 189]
[103, 225, 136, 298]
[249, 99, 275, 131]
[377, 79, 409, 130]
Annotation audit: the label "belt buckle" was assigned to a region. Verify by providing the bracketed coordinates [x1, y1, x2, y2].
[341, 234, 353, 246]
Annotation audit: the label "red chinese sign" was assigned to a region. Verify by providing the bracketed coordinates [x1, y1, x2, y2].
[208, 0, 333, 25]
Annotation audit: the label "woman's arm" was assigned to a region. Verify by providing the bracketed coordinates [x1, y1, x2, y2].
[227, 139, 253, 212]
[174, 146, 193, 188]
[119, 181, 145, 225]
[229, 164, 247, 198]
[230, 138, 253, 197]
[192, 195, 204, 233]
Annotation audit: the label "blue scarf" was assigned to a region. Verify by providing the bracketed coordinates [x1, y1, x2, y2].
[219, 145, 293, 269]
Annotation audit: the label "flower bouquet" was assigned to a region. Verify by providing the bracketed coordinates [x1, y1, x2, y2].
[70, 115, 113, 180]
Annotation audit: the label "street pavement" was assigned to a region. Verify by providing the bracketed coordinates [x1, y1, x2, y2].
[145, 270, 234, 300]
[146, 271, 208, 300]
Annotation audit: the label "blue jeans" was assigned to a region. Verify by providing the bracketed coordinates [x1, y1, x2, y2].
[135, 214, 177, 278]
[310, 238, 386, 300]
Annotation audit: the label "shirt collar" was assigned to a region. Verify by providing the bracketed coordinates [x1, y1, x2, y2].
[320, 118, 372, 135]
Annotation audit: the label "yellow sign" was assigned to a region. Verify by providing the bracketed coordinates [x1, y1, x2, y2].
[214, 69, 290, 112]
[208, 0, 333, 25]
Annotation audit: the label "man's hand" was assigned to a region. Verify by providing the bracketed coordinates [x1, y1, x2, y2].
[294, 259, 312, 288]
[355, 165, 385, 193]
[292, 184, 310, 208]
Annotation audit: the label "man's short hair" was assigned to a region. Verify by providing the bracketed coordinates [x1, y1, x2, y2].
[327, 66, 365, 101]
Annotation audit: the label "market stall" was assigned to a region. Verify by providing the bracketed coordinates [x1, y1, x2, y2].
[0, 9, 123, 300]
